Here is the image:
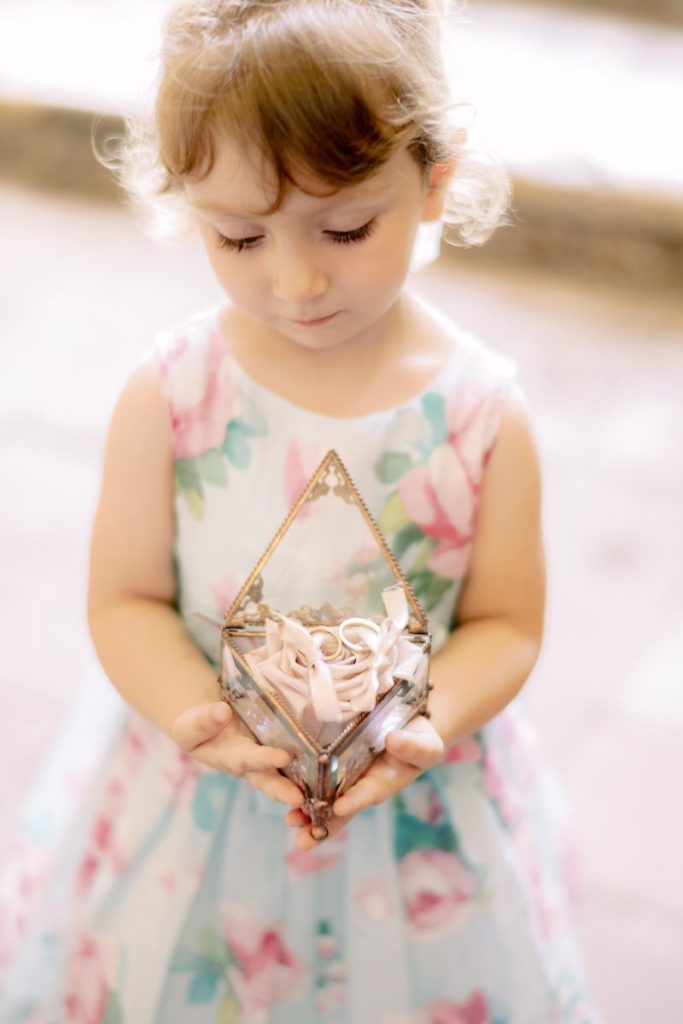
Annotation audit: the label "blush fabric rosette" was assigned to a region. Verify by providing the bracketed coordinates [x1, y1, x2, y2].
[242, 586, 422, 731]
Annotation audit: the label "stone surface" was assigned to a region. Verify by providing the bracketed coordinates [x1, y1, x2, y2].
[507, 0, 683, 23]
[579, 892, 683, 1021]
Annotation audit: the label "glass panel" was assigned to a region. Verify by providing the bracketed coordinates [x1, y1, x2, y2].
[222, 649, 312, 757]
[226, 452, 427, 631]
[220, 450, 432, 834]
[333, 644, 431, 795]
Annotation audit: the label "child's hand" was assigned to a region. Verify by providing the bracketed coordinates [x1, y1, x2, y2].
[171, 702, 304, 808]
[284, 715, 444, 850]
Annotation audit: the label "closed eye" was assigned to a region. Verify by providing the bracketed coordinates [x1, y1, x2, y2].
[215, 232, 264, 253]
[214, 217, 377, 253]
[325, 219, 377, 245]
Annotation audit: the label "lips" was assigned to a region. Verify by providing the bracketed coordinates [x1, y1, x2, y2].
[290, 312, 339, 327]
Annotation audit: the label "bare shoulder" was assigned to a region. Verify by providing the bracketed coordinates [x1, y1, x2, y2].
[96, 354, 173, 505]
[457, 395, 546, 637]
[483, 395, 543, 505]
[105, 353, 171, 451]
[88, 353, 176, 609]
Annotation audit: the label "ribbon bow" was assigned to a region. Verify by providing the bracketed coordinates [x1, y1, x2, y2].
[243, 585, 421, 725]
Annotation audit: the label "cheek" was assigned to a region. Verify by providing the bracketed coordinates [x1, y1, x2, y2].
[198, 226, 260, 299]
[351, 233, 415, 300]
[207, 253, 263, 304]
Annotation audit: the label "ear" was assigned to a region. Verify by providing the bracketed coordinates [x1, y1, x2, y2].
[421, 159, 458, 222]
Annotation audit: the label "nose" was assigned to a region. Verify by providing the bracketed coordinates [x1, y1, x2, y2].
[271, 244, 328, 306]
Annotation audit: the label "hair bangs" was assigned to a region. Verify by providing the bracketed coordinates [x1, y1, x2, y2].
[115, 0, 510, 247]
[207, 6, 422, 206]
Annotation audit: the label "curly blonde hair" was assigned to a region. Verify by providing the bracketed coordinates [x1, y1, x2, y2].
[117, 0, 509, 245]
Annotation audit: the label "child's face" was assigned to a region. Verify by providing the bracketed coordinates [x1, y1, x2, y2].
[186, 135, 440, 351]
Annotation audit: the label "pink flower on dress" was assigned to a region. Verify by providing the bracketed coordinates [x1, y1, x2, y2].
[398, 444, 473, 580]
[446, 382, 505, 485]
[399, 850, 477, 938]
[483, 708, 541, 831]
[286, 832, 346, 876]
[315, 981, 346, 1015]
[161, 747, 205, 814]
[356, 878, 394, 921]
[397, 387, 506, 581]
[76, 780, 127, 897]
[483, 746, 523, 827]
[0, 837, 50, 968]
[161, 330, 237, 458]
[444, 735, 483, 764]
[221, 905, 307, 1018]
[513, 823, 566, 939]
[428, 991, 490, 1024]
[64, 932, 118, 1024]
[76, 720, 148, 896]
[405, 785, 447, 826]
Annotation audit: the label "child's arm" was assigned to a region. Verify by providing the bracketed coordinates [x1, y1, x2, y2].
[287, 396, 545, 847]
[413, 395, 545, 746]
[87, 358, 303, 807]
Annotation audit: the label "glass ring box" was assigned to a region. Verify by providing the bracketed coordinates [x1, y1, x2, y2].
[220, 450, 432, 840]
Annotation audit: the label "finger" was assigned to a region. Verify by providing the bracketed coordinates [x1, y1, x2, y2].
[284, 806, 350, 846]
[385, 719, 445, 770]
[284, 807, 309, 827]
[219, 735, 291, 775]
[332, 760, 416, 818]
[332, 775, 385, 817]
[293, 812, 350, 851]
[244, 770, 304, 807]
[171, 702, 232, 752]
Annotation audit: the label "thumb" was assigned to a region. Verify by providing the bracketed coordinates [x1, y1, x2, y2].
[385, 716, 444, 771]
[171, 701, 232, 752]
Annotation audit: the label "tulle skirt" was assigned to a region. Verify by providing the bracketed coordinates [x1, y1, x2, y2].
[0, 669, 600, 1024]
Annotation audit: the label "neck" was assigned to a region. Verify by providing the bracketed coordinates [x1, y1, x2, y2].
[218, 289, 454, 419]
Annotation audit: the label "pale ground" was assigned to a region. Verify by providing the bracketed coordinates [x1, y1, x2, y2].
[1, 182, 682, 1020]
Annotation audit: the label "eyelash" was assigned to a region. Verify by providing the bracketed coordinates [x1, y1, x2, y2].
[215, 218, 377, 253]
[216, 234, 261, 253]
[328, 219, 377, 246]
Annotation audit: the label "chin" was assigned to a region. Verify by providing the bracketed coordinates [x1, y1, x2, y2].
[278, 323, 353, 351]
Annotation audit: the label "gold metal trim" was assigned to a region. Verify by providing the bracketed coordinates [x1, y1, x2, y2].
[225, 449, 429, 633]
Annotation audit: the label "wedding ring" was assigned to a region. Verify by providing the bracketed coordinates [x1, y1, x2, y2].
[309, 626, 343, 662]
[338, 617, 381, 653]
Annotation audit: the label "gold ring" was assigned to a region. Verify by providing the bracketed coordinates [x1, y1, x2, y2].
[309, 626, 343, 662]
[338, 617, 381, 653]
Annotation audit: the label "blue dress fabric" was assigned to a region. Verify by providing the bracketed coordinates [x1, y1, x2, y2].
[0, 308, 601, 1023]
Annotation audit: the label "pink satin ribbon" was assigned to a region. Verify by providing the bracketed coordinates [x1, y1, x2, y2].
[241, 585, 421, 724]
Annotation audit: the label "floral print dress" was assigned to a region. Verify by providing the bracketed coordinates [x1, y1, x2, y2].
[0, 307, 600, 1024]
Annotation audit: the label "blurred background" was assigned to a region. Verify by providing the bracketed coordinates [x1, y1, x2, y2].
[1, 1, 682, 1020]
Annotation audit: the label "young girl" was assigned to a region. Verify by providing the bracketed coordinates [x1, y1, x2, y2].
[0, 1, 600, 1021]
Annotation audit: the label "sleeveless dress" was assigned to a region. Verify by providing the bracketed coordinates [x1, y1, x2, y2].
[0, 306, 600, 1024]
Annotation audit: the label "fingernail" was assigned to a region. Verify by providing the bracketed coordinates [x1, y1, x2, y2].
[212, 704, 230, 723]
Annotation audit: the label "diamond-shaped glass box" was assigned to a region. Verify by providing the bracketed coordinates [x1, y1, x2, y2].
[220, 450, 432, 839]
